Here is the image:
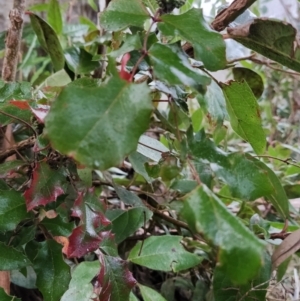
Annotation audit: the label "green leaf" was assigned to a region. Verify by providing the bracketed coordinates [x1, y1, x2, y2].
[0, 190, 32, 231]
[0, 81, 31, 102]
[41, 215, 74, 236]
[159, 8, 226, 71]
[221, 81, 266, 154]
[29, 12, 65, 71]
[148, 43, 211, 92]
[45, 77, 153, 169]
[100, 0, 150, 31]
[232, 67, 264, 99]
[189, 132, 289, 218]
[128, 236, 202, 272]
[0, 242, 31, 270]
[48, 0, 63, 35]
[181, 185, 265, 284]
[106, 207, 153, 243]
[213, 251, 271, 301]
[139, 284, 167, 301]
[198, 80, 227, 122]
[142, 0, 159, 14]
[228, 18, 300, 72]
[34, 240, 70, 301]
[0, 288, 21, 301]
[129, 151, 151, 182]
[61, 261, 100, 301]
[109, 34, 142, 58]
[64, 47, 100, 75]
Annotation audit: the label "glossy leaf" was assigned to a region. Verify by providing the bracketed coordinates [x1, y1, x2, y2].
[109, 34, 142, 58]
[0, 242, 31, 270]
[41, 215, 74, 236]
[45, 77, 153, 170]
[24, 162, 66, 211]
[100, 0, 150, 31]
[128, 236, 202, 272]
[29, 12, 65, 71]
[93, 254, 136, 301]
[106, 207, 153, 243]
[66, 192, 110, 258]
[139, 284, 167, 301]
[0, 190, 32, 231]
[228, 18, 300, 72]
[148, 43, 211, 92]
[181, 185, 265, 284]
[221, 81, 266, 154]
[34, 240, 71, 301]
[61, 261, 100, 301]
[48, 0, 63, 35]
[159, 8, 226, 71]
[232, 67, 264, 99]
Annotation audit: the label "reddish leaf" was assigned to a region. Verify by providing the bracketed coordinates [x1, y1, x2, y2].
[24, 162, 66, 211]
[66, 191, 111, 258]
[119, 53, 131, 82]
[93, 253, 136, 301]
[9, 100, 31, 110]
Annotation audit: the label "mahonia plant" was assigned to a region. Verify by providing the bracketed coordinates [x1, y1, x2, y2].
[0, 0, 300, 301]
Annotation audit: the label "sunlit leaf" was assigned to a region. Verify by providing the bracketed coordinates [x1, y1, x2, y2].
[48, 0, 63, 35]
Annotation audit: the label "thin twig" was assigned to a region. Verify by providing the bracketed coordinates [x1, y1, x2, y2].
[0, 136, 35, 162]
[254, 155, 300, 169]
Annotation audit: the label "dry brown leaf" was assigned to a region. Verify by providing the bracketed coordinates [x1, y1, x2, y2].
[272, 229, 300, 271]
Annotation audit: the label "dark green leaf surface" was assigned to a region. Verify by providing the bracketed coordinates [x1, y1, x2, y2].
[29, 13, 65, 71]
[159, 8, 226, 71]
[100, 0, 150, 31]
[61, 261, 100, 301]
[46, 77, 153, 169]
[228, 19, 300, 72]
[109, 34, 142, 58]
[149, 43, 211, 92]
[0, 191, 31, 231]
[0, 242, 31, 270]
[181, 185, 265, 284]
[48, 0, 63, 35]
[106, 207, 152, 243]
[128, 236, 202, 272]
[34, 240, 70, 301]
[41, 215, 74, 236]
[64, 47, 100, 74]
[221, 81, 266, 154]
[232, 67, 264, 99]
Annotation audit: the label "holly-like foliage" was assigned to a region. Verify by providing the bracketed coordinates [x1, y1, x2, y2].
[0, 0, 300, 300]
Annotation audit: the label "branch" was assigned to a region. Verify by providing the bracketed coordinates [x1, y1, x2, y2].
[211, 0, 257, 32]
[1, 0, 26, 81]
[0, 136, 35, 162]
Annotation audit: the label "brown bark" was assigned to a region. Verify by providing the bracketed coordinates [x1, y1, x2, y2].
[211, 0, 257, 32]
[0, 0, 26, 295]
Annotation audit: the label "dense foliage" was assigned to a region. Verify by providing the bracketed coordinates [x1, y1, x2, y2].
[1, 0, 300, 300]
